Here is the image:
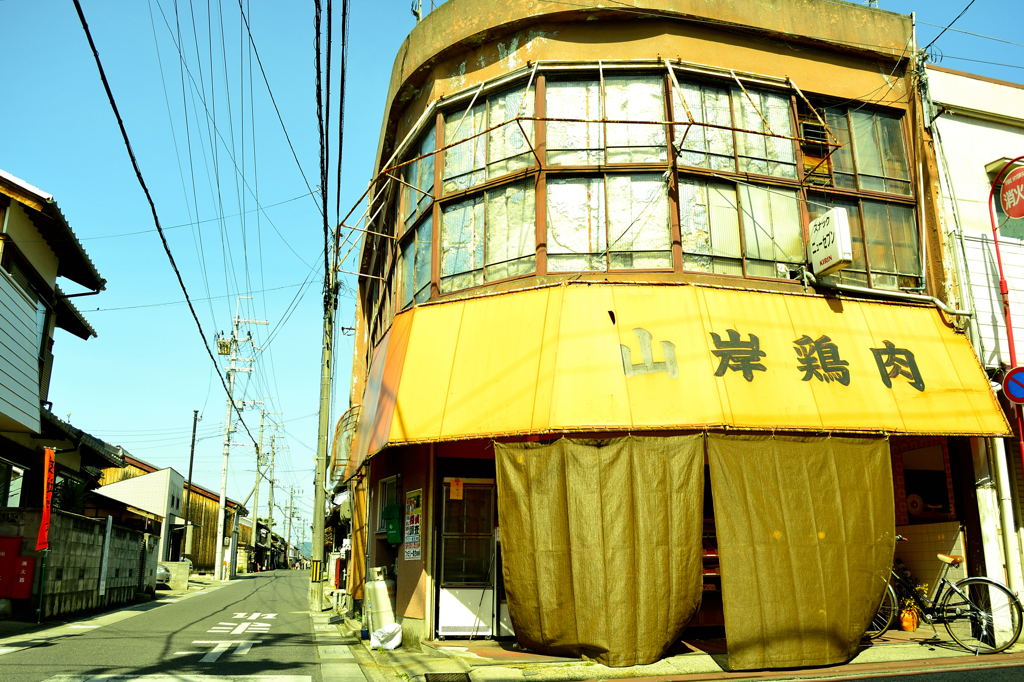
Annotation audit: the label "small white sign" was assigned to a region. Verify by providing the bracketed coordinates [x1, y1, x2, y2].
[808, 207, 853, 277]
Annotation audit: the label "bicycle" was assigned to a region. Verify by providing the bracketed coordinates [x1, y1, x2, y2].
[864, 535, 1024, 654]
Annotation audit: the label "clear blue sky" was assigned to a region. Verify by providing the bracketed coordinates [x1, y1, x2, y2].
[0, 0, 1019, 528]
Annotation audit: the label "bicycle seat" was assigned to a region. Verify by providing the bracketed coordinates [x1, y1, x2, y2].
[937, 553, 964, 566]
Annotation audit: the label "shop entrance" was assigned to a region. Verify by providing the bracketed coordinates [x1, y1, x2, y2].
[436, 477, 507, 638]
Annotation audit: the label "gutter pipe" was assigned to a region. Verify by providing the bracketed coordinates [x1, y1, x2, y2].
[799, 268, 971, 317]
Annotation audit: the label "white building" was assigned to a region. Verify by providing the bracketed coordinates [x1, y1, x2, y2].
[928, 64, 1024, 592]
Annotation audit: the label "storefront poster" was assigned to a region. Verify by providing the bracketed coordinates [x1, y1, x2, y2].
[404, 489, 422, 560]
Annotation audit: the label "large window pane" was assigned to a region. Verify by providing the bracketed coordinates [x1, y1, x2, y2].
[672, 80, 734, 171]
[605, 75, 667, 163]
[488, 84, 535, 177]
[546, 80, 604, 166]
[679, 178, 742, 274]
[547, 177, 607, 271]
[443, 103, 486, 193]
[607, 174, 671, 269]
[398, 236, 415, 310]
[440, 194, 485, 292]
[485, 180, 536, 281]
[861, 200, 896, 275]
[850, 110, 911, 196]
[734, 89, 796, 179]
[823, 109, 857, 190]
[398, 217, 433, 309]
[739, 185, 802, 275]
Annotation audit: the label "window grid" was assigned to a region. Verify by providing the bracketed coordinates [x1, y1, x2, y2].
[367, 65, 921, 344]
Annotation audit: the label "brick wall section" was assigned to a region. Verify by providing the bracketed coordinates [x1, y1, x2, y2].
[0, 508, 154, 619]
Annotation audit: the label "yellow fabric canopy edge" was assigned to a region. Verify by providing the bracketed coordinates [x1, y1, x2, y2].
[353, 283, 1010, 462]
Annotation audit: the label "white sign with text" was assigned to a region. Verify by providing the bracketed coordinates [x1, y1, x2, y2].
[808, 207, 853, 277]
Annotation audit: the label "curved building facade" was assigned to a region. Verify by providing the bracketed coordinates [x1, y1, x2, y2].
[338, 0, 1010, 669]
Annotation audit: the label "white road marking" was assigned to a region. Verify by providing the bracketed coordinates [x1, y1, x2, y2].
[67, 625, 99, 629]
[200, 643, 233, 663]
[0, 647, 26, 655]
[192, 640, 260, 662]
[232, 612, 276, 620]
[40, 671, 311, 675]
[173, 651, 203, 655]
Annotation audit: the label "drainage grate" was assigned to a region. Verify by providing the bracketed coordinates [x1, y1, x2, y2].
[425, 674, 471, 682]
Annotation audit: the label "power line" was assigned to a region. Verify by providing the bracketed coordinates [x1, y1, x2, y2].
[236, 0, 322, 215]
[938, 55, 1024, 72]
[918, 20, 1024, 50]
[923, 0, 978, 52]
[72, 0, 258, 449]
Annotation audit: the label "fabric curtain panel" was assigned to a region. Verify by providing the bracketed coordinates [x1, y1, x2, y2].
[707, 434, 894, 670]
[495, 435, 704, 667]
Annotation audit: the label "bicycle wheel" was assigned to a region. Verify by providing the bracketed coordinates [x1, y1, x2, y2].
[865, 583, 897, 639]
[941, 577, 1023, 653]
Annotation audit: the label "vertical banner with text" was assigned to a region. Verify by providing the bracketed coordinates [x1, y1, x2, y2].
[36, 447, 56, 551]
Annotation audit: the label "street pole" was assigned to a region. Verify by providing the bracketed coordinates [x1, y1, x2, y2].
[183, 409, 198, 558]
[251, 407, 266, 569]
[311, 249, 337, 610]
[286, 489, 294, 567]
[269, 435, 276, 568]
[214, 297, 266, 581]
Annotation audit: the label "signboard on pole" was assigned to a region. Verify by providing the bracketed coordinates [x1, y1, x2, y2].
[1003, 366, 1024, 405]
[808, 207, 853, 277]
[1001, 167, 1024, 220]
[35, 448, 55, 551]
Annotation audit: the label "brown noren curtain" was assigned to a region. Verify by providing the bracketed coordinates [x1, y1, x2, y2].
[707, 435, 894, 670]
[495, 435, 704, 666]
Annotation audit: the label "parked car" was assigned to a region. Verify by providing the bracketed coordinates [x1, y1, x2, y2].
[156, 564, 171, 585]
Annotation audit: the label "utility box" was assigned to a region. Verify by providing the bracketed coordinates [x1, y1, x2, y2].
[0, 536, 22, 599]
[382, 505, 402, 545]
[11, 556, 35, 600]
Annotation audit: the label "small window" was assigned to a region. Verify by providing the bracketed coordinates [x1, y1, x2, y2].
[672, 81, 734, 171]
[377, 476, 398, 532]
[546, 79, 603, 166]
[443, 82, 536, 194]
[547, 173, 671, 272]
[397, 217, 432, 309]
[678, 177, 800, 279]
[440, 179, 536, 292]
[733, 88, 797, 179]
[808, 195, 920, 290]
[399, 128, 436, 232]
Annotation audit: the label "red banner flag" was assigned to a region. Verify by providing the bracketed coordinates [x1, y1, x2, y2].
[36, 447, 55, 551]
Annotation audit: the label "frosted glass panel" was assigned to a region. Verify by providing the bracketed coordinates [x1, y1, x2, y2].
[441, 195, 485, 292]
[605, 75, 667, 163]
[444, 103, 486, 193]
[547, 80, 604, 166]
[488, 85, 536, 177]
[547, 177, 607, 271]
[607, 174, 671, 269]
[485, 180, 536, 281]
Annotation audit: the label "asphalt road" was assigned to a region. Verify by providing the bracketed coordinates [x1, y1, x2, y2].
[0, 570, 322, 682]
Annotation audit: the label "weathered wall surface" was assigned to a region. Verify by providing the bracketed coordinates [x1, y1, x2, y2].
[376, 0, 913, 170]
[0, 508, 153, 619]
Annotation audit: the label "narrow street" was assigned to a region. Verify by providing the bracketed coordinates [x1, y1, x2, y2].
[0, 571, 369, 682]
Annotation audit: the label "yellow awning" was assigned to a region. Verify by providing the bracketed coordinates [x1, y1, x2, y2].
[350, 284, 1009, 466]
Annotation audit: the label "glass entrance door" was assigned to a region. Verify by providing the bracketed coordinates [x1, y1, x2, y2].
[437, 478, 495, 637]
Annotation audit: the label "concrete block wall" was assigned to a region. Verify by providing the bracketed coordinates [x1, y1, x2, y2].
[0, 508, 151, 619]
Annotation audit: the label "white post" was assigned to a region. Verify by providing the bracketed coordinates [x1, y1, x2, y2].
[98, 515, 113, 597]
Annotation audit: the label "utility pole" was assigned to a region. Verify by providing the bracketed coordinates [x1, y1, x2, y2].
[249, 404, 280, 569]
[268, 433, 277, 568]
[286, 488, 295, 567]
[183, 410, 199, 559]
[214, 296, 267, 581]
[311, 234, 337, 609]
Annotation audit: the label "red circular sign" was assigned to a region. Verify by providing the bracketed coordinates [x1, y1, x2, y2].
[1001, 167, 1024, 220]
[1002, 366, 1024, 405]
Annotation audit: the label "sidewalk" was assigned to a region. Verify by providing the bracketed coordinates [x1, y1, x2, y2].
[330, 621, 1024, 682]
